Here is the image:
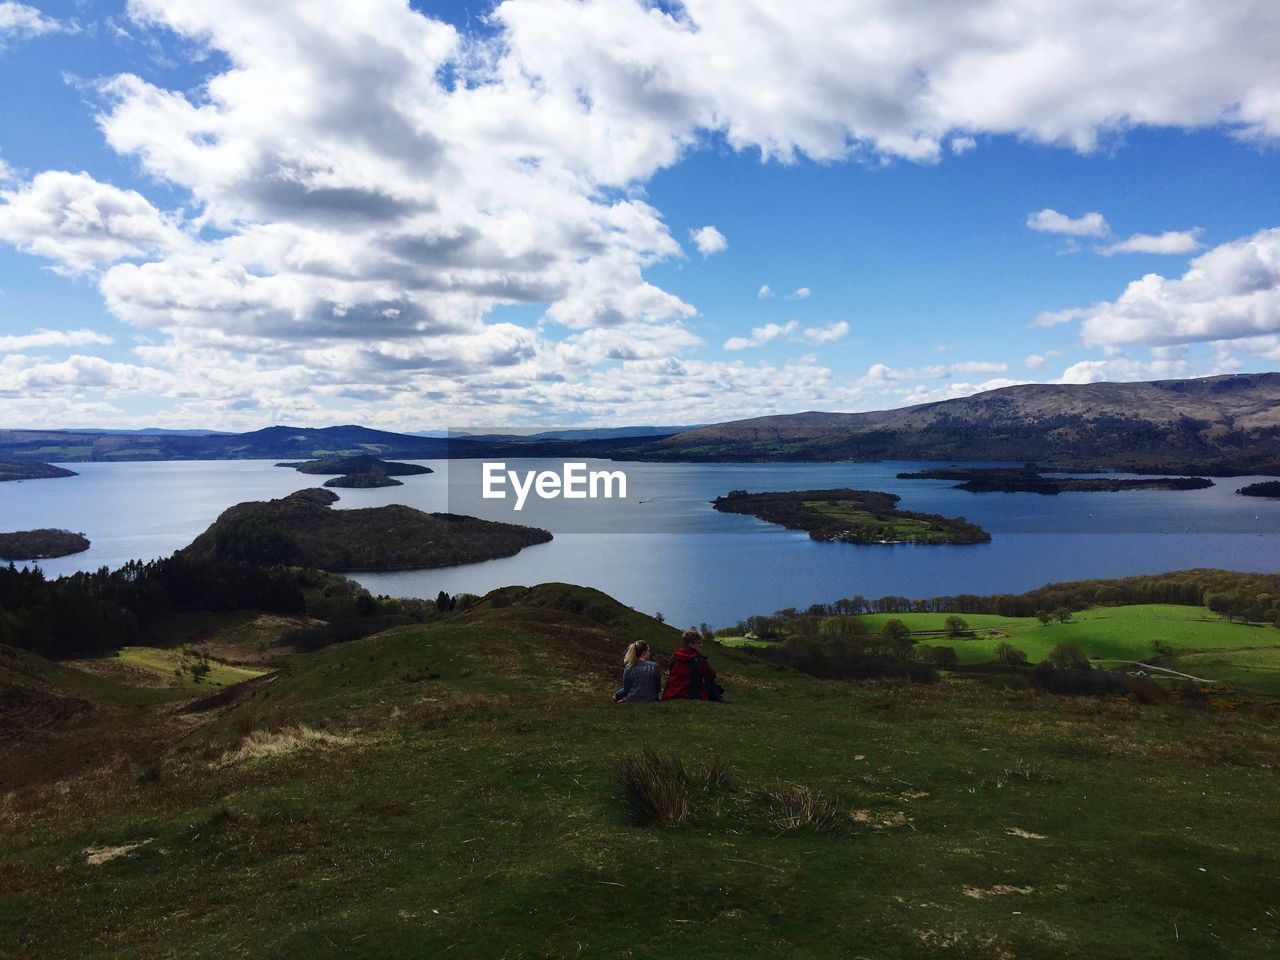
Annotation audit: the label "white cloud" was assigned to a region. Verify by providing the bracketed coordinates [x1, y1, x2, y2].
[0, 327, 113, 350]
[4, 1, 1280, 423]
[1055, 228, 1280, 348]
[787, 287, 812, 299]
[949, 135, 976, 154]
[1023, 350, 1060, 369]
[1054, 354, 1192, 384]
[690, 224, 727, 257]
[0, 2, 65, 44]
[1026, 208, 1110, 238]
[798, 321, 849, 345]
[1099, 228, 1204, 256]
[1032, 307, 1083, 328]
[724, 319, 850, 350]
[0, 171, 188, 274]
[756, 283, 773, 299]
[724, 321, 797, 351]
[857, 360, 1008, 385]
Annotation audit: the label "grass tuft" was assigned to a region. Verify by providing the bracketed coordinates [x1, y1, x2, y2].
[740, 781, 845, 833]
[618, 745, 693, 827]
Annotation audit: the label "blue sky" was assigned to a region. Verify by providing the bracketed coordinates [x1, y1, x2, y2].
[1, 1, 1279, 429]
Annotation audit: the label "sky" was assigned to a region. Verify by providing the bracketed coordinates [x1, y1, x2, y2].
[0, 1, 1279, 431]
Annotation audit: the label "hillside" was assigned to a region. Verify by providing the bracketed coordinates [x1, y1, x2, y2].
[650, 373, 1280, 472]
[2, 582, 1278, 958]
[181, 488, 552, 571]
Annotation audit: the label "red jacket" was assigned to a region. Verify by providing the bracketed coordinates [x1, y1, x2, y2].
[662, 647, 717, 700]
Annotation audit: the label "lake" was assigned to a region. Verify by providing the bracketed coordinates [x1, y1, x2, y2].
[4, 458, 1279, 627]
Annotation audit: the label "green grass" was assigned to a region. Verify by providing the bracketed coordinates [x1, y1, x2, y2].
[111, 647, 267, 691]
[4, 588, 1280, 958]
[850, 605, 1280, 684]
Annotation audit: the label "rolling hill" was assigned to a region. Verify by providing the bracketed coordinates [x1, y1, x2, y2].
[649, 372, 1280, 471]
[4, 582, 1280, 958]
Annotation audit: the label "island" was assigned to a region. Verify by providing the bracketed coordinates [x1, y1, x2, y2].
[0, 528, 90, 560]
[1238, 481, 1280, 499]
[896, 466, 1214, 494]
[277, 454, 433, 477]
[0, 460, 78, 482]
[181, 488, 551, 571]
[323, 473, 404, 489]
[711, 488, 990, 544]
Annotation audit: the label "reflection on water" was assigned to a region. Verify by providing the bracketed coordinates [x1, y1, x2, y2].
[4, 458, 1279, 626]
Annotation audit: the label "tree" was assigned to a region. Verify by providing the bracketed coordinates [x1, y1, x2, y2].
[880, 618, 913, 656]
[1047, 643, 1088, 670]
[1054, 607, 1073, 624]
[435, 590, 453, 613]
[654, 611, 665, 624]
[995, 642, 1028, 667]
[1035, 609, 1053, 626]
[921, 645, 957, 669]
[944, 615, 968, 637]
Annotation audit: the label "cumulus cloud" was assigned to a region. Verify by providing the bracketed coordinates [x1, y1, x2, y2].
[724, 321, 797, 351]
[1054, 354, 1192, 384]
[787, 287, 812, 299]
[0, 2, 65, 44]
[1023, 350, 1060, 369]
[1026, 208, 1110, 238]
[1049, 228, 1280, 348]
[690, 224, 727, 257]
[4, 0, 1280, 423]
[798, 321, 849, 344]
[724, 320, 850, 350]
[0, 327, 113, 350]
[756, 284, 773, 298]
[1099, 228, 1205, 256]
[0, 171, 187, 274]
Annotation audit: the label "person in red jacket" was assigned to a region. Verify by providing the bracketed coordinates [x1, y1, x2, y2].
[662, 629, 723, 701]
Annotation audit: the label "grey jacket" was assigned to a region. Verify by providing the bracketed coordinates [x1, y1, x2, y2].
[621, 660, 661, 702]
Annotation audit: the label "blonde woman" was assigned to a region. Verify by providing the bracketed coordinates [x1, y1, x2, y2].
[616, 640, 661, 703]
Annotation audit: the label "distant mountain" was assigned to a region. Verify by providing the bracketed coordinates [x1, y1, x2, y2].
[647, 373, 1280, 473]
[9, 374, 1280, 473]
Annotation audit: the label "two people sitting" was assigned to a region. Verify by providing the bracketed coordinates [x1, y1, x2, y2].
[615, 629, 724, 703]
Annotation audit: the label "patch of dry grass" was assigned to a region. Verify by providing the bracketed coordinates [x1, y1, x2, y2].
[219, 724, 358, 765]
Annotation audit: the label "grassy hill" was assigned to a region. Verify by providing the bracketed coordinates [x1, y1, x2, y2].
[3, 584, 1279, 958]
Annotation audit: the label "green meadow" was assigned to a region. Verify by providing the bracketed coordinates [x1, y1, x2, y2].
[720, 605, 1280, 693]
[3, 586, 1279, 959]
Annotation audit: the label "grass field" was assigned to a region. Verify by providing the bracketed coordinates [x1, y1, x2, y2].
[3, 587, 1280, 958]
[727, 605, 1280, 693]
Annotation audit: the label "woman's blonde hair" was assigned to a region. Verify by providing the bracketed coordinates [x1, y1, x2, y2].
[623, 640, 650, 669]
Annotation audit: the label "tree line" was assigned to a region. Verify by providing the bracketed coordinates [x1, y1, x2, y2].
[725, 568, 1280, 638]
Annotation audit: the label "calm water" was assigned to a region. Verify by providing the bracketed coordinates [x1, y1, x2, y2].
[3, 459, 1280, 627]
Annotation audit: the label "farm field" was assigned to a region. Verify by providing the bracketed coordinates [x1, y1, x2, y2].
[728, 605, 1280, 693]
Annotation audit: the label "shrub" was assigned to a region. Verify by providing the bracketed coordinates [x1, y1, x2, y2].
[1047, 643, 1088, 670]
